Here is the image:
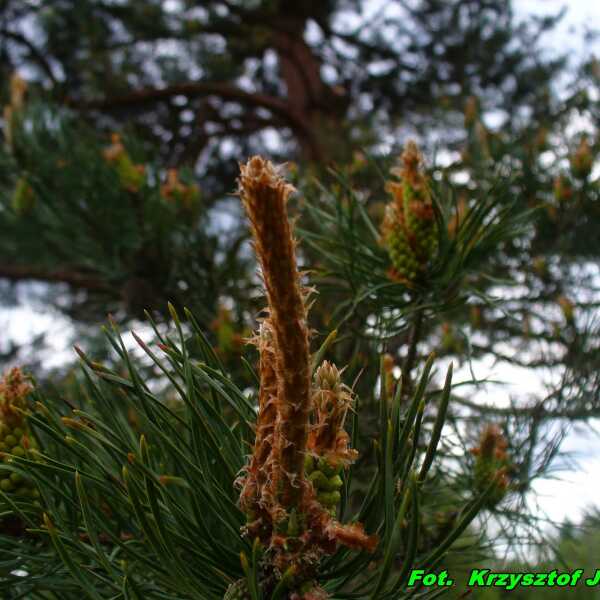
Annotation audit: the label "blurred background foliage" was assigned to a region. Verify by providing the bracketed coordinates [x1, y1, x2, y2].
[1, 0, 600, 569]
[454, 508, 600, 596]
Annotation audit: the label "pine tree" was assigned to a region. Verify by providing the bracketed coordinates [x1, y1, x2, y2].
[1, 1, 600, 596]
[2, 157, 508, 599]
[1, 0, 590, 334]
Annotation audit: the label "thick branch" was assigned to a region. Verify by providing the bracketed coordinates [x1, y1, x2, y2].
[453, 397, 600, 421]
[0, 29, 58, 84]
[0, 264, 109, 292]
[69, 81, 324, 159]
[69, 82, 304, 130]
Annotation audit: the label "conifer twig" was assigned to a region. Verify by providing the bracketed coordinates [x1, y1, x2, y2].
[238, 156, 311, 511]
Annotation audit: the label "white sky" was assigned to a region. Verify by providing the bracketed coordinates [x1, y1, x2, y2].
[511, 0, 600, 527]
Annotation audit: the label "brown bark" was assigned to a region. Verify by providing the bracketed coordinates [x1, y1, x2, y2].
[68, 11, 348, 163]
[0, 264, 109, 292]
[271, 16, 349, 162]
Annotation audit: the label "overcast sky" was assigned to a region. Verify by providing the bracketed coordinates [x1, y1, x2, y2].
[510, 0, 600, 526]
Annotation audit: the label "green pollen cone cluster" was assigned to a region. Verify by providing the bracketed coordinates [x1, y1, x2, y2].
[160, 168, 201, 211]
[0, 423, 38, 498]
[554, 173, 573, 202]
[305, 454, 343, 514]
[0, 369, 39, 501]
[385, 223, 421, 283]
[473, 458, 508, 509]
[471, 425, 510, 509]
[11, 177, 36, 216]
[381, 141, 438, 284]
[116, 158, 145, 193]
[103, 133, 146, 193]
[570, 137, 593, 180]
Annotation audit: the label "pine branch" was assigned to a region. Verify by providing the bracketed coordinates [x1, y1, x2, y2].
[453, 397, 600, 421]
[69, 82, 311, 139]
[402, 307, 425, 396]
[0, 28, 58, 84]
[0, 264, 109, 292]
